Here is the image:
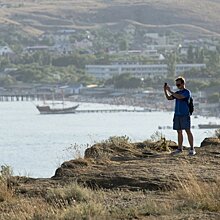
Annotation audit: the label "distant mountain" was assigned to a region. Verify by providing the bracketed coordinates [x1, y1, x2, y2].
[1, 0, 220, 37]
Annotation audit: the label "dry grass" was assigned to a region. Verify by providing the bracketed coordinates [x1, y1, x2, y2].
[0, 181, 13, 202]
[0, 179, 219, 219]
[174, 173, 220, 212]
[59, 201, 106, 220]
[0, 165, 13, 202]
[0, 163, 219, 219]
[107, 198, 173, 219]
[46, 182, 93, 205]
[0, 198, 55, 220]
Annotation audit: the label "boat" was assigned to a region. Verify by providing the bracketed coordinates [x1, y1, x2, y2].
[198, 123, 220, 129]
[36, 104, 79, 114]
[36, 89, 80, 114]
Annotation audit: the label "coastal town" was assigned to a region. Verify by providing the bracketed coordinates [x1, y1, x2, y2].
[0, 27, 220, 117]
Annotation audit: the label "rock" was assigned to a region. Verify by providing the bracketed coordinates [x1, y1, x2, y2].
[14, 137, 220, 193]
[84, 139, 178, 162]
[52, 138, 181, 189]
[200, 138, 220, 147]
[51, 137, 219, 191]
[54, 158, 89, 178]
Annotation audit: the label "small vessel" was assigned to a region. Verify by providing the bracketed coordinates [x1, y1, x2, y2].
[198, 123, 220, 129]
[36, 104, 79, 114]
[36, 90, 79, 114]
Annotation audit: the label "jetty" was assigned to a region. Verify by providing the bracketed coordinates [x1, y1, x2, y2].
[75, 108, 154, 113]
[0, 92, 50, 102]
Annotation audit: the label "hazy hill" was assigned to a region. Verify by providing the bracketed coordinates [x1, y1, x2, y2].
[0, 0, 220, 37]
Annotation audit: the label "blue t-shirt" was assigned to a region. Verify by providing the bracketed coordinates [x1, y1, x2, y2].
[173, 89, 191, 116]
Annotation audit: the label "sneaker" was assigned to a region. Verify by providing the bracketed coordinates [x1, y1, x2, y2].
[171, 148, 183, 155]
[188, 149, 196, 156]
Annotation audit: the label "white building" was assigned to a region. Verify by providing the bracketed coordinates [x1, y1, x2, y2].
[175, 64, 206, 74]
[43, 29, 76, 44]
[24, 46, 50, 53]
[145, 44, 177, 52]
[86, 63, 206, 79]
[59, 84, 83, 95]
[0, 46, 14, 56]
[52, 43, 73, 54]
[144, 33, 167, 45]
[74, 39, 93, 50]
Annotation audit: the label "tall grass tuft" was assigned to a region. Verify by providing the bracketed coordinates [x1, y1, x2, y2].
[61, 201, 106, 220]
[46, 183, 92, 206]
[174, 173, 220, 212]
[0, 165, 13, 202]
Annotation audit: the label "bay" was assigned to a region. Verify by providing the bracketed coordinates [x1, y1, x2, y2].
[0, 102, 219, 178]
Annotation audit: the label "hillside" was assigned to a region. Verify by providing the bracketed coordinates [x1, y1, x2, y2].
[0, 0, 220, 37]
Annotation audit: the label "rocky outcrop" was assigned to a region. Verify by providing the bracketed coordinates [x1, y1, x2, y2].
[50, 137, 220, 191]
[12, 136, 220, 196]
[200, 137, 220, 147]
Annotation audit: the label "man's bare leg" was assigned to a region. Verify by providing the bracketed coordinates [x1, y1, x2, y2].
[185, 129, 194, 150]
[177, 130, 183, 150]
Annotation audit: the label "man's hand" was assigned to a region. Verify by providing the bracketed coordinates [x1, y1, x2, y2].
[164, 84, 172, 93]
[166, 85, 171, 93]
[164, 84, 174, 100]
[163, 83, 169, 90]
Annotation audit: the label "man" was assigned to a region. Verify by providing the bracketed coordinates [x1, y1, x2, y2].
[164, 77, 196, 156]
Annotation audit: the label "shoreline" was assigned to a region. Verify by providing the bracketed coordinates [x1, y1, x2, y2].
[68, 95, 220, 119]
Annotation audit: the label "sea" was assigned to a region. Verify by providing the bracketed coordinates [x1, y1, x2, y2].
[0, 101, 219, 178]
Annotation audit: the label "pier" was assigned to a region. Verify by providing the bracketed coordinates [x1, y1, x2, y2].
[0, 92, 60, 102]
[75, 109, 154, 113]
[0, 95, 38, 102]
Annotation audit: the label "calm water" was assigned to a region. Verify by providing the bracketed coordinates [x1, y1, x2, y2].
[0, 102, 219, 178]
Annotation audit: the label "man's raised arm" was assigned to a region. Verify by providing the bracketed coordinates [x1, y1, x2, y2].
[165, 86, 186, 100]
[164, 85, 174, 100]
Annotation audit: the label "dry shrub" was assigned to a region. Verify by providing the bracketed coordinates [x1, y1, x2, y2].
[0, 165, 14, 202]
[46, 183, 92, 205]
[66, 143, 86, 159]
[101, 136, 133, 151]
[60, 201, 107, 220]
[109, 205, 139, 219]
[0, 181, 13, 202]
[174, 173, 220, 212]
[0, 198, 56, 220]
[140, 199, 173, 217]
[85, 135, 136, 161]
[109, 198, 172, 219]
[103, 189, 173, 219]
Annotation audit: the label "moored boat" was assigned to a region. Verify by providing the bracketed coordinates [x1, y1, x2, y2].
[198, 123, 220, 129]
[36, 104, 79, 114]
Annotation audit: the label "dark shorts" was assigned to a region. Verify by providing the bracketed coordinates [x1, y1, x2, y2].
[173, 115, 191, 130]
